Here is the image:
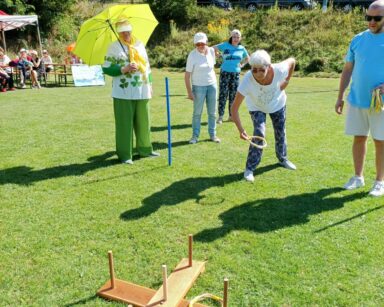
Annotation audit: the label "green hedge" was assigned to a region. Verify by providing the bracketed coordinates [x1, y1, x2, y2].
[3, 1, 366, 75]
[147, 6, 366, 76]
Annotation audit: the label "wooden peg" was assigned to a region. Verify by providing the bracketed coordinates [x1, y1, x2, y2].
[188, 234, 193, 267]
[162, 264, 168, 302]
[108, 251, 115, 289]
[223, 278, 229, 307]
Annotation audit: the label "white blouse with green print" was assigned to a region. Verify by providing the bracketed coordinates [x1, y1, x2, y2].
[102, 40, 152, 100]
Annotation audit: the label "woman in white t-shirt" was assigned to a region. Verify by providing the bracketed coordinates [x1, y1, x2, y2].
[231, 50, 296, 183]
[185, 32, 220, 144]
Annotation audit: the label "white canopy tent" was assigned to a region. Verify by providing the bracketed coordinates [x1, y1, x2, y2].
[0, 14, 42, 54]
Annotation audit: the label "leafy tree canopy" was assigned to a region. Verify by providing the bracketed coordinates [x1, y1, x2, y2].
[0, 0, 76, 32]
[144, 0, 195, 22]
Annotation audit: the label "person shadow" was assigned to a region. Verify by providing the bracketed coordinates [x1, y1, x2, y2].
[120, 164, 280, 221]
[151, 123, 207, 132]
[63, 294, 98, 306]
[151, 140, 190, 150]
[194, 187, 367, 242]
[0, 151, 116, 186]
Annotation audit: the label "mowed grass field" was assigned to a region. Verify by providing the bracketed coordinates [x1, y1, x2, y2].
[1, 69, 383, 306]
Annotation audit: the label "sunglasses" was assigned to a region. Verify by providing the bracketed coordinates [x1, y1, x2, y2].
[365, 15, 384, 22]
[252, 65, 269, 73]
[195, 43, 206, 47]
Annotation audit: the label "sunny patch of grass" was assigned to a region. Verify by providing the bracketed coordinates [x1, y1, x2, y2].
[1, 70, 383, 306]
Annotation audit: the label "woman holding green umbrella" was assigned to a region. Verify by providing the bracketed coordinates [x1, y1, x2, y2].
[102, 20, 159, 164]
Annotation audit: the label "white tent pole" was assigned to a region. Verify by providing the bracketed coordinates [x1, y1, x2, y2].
[1, 30, 6, 52]
[36, 19, 43, 55]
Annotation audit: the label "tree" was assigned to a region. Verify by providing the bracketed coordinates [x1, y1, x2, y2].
[0, 0, 76, 32]
[144, 0, 195, 23]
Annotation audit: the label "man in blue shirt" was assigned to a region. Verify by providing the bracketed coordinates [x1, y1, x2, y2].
[335, 0, 384, 196]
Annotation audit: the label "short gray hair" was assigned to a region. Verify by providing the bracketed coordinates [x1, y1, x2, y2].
[369, 0, 384, 10]
[249, 50, 271, 67]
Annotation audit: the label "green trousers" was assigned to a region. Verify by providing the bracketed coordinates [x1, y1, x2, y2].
[113, 98, 153, 161]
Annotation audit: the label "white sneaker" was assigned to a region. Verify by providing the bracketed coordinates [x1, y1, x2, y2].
[216, 116, 223, 124]
[369, 180, 384, 197]
[149, 151, 160, 157]
[122, 159, 133, 165]
[279, 160, 296, 170]
[244, 169, 254, 183]
[210, 135, 221, 143]
[189, 136, 198, 144]
[343, 176, 365, 190]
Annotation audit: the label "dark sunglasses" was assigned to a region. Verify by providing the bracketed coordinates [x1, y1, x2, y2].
[252, 65, 269, 73]
[365, 15, 384, 22]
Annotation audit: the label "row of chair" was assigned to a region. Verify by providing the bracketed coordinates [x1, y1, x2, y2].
[4, 63, 74, 88]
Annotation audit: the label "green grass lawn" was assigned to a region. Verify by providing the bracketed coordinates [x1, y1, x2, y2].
[1, 69, 383, 306]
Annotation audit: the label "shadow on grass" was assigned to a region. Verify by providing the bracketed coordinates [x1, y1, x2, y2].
[289, 89, 338, 94]
[120, 164, 279, 221]
[159, 94, 186, 97]
[152, 140, 190, 150]
[151, 122, 206, 132]
[314, 204, 384, 233]
[0, 151, 117, 186]
[194, 188, 367, 242]
[63, 294, 98, 306]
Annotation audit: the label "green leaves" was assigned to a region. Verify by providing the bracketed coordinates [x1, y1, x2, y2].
[105, 56, 125, 67]
[119, 77, 129, 89]
[119, 75, 142, 89]
[145, 0, 195, 22]
[130, 75, 142, 87]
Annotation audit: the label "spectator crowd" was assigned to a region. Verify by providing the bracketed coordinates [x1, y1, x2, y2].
[0, 47, 55, 92]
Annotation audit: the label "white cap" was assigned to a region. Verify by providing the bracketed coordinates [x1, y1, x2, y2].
[20, 48, 27, 53]
[117, 24, 132, 33]
[193, 32, 208, 44]
[249, 49, 271, 67]
[231, 29, 241, 37]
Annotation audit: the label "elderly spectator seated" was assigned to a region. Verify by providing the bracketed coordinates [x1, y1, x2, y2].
[0, 47, 15, 91]
[41, 49, 54, 73]
[0, 67, 12, 92]
[30, 50, 42, 88]
[14, 48, 33, 89]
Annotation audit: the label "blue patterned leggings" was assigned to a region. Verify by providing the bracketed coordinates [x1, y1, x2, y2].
[218, 71, 240, 117]
[246, 106, 287, 171]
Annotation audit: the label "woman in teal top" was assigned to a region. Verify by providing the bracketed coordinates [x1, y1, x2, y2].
[214, 29, 249, 124]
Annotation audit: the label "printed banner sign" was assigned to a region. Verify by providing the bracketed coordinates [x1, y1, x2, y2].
[71, 64, 105, 87]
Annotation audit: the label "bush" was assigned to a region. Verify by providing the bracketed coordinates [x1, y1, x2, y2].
[148, 6, 366, 75]
[6, 1, 366, 75]
[305, 58, 326, 73]
[145, 0, 195, 23]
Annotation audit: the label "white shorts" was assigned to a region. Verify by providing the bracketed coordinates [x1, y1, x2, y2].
[345, 103, 384, 140]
